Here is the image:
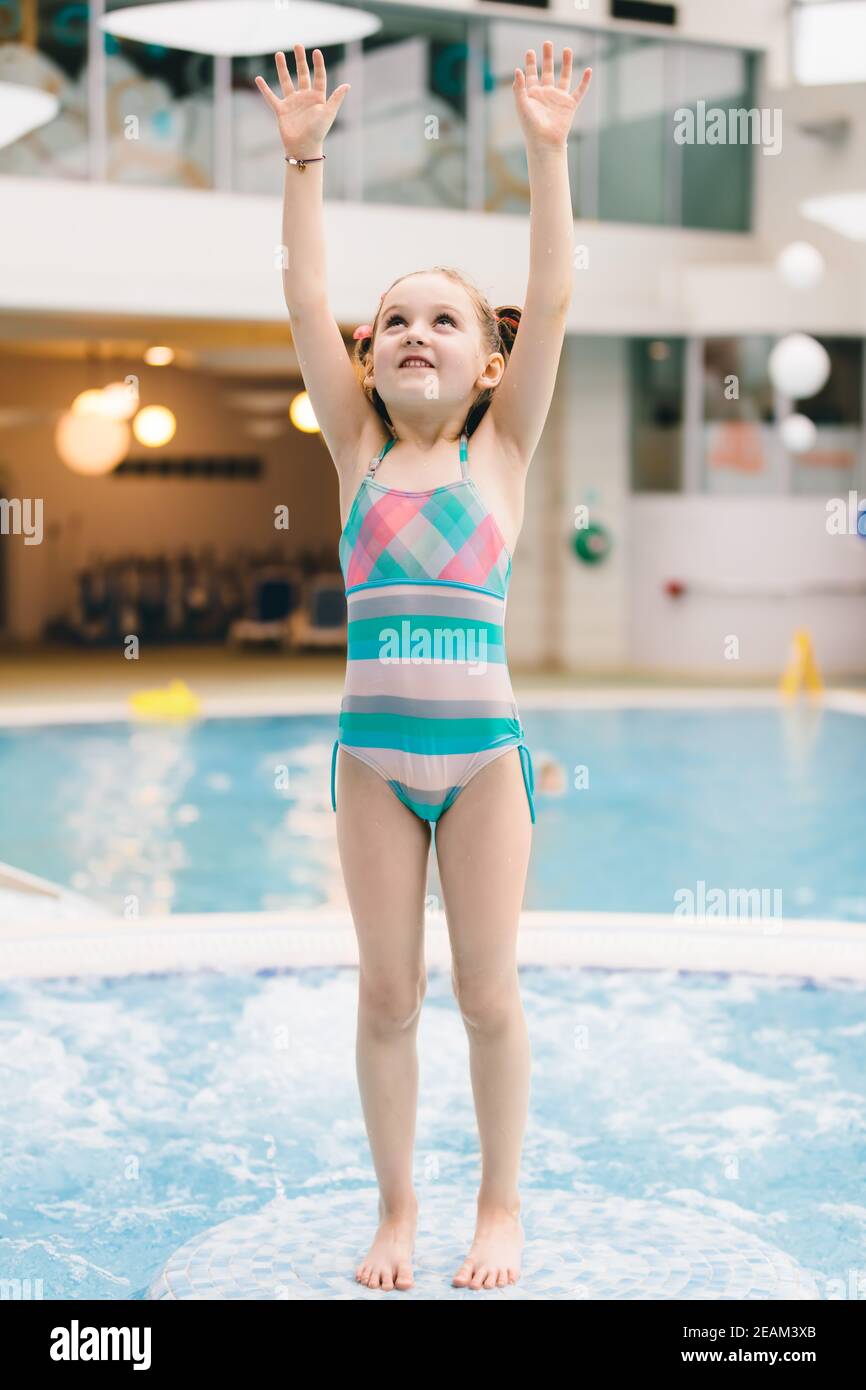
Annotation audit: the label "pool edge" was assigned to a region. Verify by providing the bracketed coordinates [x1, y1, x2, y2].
[1, 908, 864, 982]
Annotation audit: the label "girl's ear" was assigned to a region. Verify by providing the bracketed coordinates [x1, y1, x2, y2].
[481, 351, 506, 385]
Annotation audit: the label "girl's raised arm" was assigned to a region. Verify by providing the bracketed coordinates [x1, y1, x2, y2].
[255, 48, 377, 474]
[488, 44, 592, 468]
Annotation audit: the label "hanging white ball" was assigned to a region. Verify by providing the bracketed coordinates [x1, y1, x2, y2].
[768, 333, 831, 399]
[776, 241, 825, 290]
[55, 411, 129, 475]
[779, 413, 817, 453]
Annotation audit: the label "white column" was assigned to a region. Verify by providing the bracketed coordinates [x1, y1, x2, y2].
[508, 335, 630, 672]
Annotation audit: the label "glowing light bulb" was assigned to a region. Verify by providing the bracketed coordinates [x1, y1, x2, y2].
[144, 345, 174, 366]
[133, 404, 176, 447]
[289, 391, 319, 434]
[56, 411, 129, 475]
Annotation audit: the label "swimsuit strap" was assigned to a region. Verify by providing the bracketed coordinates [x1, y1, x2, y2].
[366, 436, 396, 478]
[330, 736, 339, 811]
[367, 434, 468, 482]
[516, 738, 536, 824]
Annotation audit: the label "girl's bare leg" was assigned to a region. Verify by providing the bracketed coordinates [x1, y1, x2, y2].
[434, 748, 533, 1289]
[335, 746, 432, 1291]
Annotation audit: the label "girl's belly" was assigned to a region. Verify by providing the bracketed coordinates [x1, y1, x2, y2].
[339, 583, 522, 764]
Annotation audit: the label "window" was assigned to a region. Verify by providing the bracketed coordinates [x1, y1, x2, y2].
[789, 337, 863, 496]
[629, 333, 866, 494]
[629, 338, 685, 491]
[701, 336, 778, 494]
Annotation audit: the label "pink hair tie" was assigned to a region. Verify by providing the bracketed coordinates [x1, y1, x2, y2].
[353, 323, 373, 340]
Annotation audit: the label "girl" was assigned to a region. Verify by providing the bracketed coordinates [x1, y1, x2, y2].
[256, 41, 591, 1293]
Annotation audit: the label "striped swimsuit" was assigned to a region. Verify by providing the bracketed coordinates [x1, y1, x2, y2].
[329, 430, 535, 828]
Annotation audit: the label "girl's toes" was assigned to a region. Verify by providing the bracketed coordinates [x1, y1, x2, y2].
[395, 1262, 414, 1289]
[496, 1269, 508, 1286]
[452, 1260, 472, 1285]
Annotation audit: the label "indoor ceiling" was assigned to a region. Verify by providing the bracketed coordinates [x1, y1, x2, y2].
[0, 312, 349, 377]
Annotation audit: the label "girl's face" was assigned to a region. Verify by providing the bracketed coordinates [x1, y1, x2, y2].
[366, 275, 502, 416]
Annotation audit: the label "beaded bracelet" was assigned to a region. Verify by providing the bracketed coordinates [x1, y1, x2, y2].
[285, 155, 326, 172]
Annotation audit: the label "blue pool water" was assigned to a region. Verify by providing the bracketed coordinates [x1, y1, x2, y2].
[0, 707, 863, 919]
[0, 965, 863, 1299]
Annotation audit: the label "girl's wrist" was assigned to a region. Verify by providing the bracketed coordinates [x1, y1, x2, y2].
[526, 140, 567, 160]
[284, 142, 324, 160]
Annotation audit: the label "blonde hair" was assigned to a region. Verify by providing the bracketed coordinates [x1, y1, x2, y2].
[351, 266, 521, 439]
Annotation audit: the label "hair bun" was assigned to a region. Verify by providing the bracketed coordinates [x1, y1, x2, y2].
[494, 306, 521, 346]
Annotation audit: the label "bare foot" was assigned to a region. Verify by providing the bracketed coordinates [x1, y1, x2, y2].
[355, 1200, 417, 1291]
[452, 1204, 524, 1289]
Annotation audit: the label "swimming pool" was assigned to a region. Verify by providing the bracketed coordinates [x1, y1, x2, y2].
[0, 963, 863, 1299]
[0, 705, 862, 920]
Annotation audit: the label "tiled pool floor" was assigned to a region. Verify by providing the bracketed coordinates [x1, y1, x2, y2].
[148, 1188, 818, 1301]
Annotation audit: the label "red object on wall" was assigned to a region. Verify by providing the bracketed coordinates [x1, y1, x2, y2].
[664, 579, 686, 598]
[707, 421, 765, 473]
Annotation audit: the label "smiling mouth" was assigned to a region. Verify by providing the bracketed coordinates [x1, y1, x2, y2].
[399, 358, 434, 369]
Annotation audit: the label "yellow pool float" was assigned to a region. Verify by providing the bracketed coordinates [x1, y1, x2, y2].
[129, 678, 201, 721]
[779, 629, 823, 699]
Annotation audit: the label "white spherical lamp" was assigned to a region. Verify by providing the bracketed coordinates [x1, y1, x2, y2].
[768, 333, 831, 399]
[289, 390, 319, 434]
[144, 345, 174, 366]
[71, 384, 139, 421]
[71, 388, 109, 417]
[133, 405, 176, 447]
[100, 380, 140, 420]
[56, 411, 130, 475]
[776, 241, 825, 290]
[779, 413, 818, 453]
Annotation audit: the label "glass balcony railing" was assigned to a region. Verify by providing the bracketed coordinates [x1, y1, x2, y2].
[0, 0, 757, 232]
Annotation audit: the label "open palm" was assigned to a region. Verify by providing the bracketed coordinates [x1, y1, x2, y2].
[513, 42, 592, 150]
[255, 46, 349, 152]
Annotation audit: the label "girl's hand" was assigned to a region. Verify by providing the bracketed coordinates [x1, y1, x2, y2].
[255, 46, 350, 155]
[513, 42, 592, 152]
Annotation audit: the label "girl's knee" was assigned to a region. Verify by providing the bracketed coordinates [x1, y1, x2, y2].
[451, 972, 518, 1033]
[359, 970, 427, 1031]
